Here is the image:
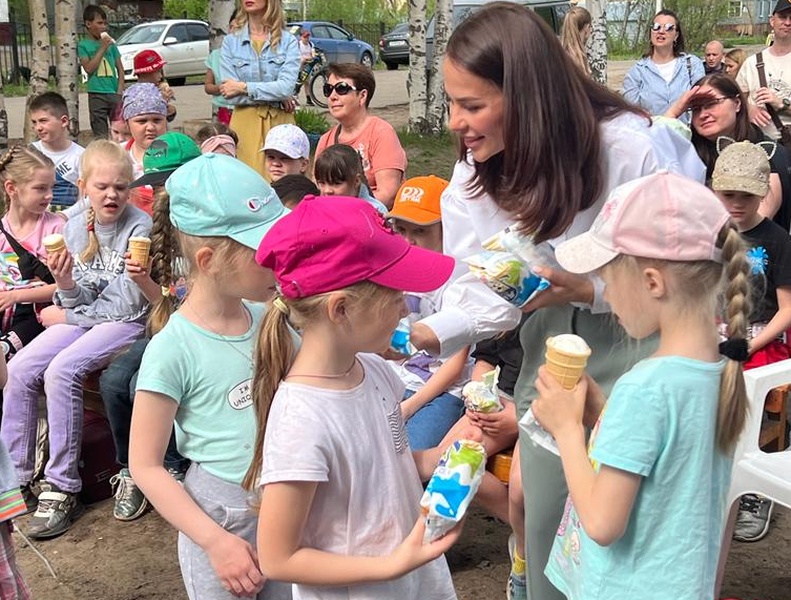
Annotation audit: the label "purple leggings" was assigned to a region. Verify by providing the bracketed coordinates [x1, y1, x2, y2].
[0, 322, 144, 492]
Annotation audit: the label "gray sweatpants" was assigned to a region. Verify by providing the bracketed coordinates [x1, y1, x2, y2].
[514, 305, 658, 600]
[179, 463, 293, 600]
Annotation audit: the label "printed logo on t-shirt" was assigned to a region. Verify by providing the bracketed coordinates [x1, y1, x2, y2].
[227, 378, 253, 410]
[386, 403, 408, 454]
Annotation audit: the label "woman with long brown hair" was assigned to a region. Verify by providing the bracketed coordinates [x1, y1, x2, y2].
[409, 3, 706, 599]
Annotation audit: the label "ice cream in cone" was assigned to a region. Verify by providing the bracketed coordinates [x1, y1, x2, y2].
[43, 233, 66, 255]
[128, 236, 151, 266]
[544, 334, 591, 389]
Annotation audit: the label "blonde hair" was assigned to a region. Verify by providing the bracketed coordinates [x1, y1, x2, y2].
[79, 140, 134, 263]
[147, 187, 181, 336]
[0, 145, 54, 215]
[606, 222, 750, 453]
[243, 281, 402, 490]
[561, 6, 592, 76]
[231, 0, 286, 51]
[724, 48, 747, 78]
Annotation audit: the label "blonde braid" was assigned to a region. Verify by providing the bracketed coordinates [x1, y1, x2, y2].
[146, 187, 180, 337]
[80, 207, 100, 263]
[717, 223, 751, 453]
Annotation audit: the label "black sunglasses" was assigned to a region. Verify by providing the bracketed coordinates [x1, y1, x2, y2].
[651, 22, 677, 32]
[323, 81, 359, 97]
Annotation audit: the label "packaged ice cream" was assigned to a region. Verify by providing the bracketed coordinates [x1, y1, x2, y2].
[464, 251, 549, 308]
[420, 439, 486, 542]
[462, 366, 503, 413]
[390, 317, 415, 356]
[482, 226, 560, 271]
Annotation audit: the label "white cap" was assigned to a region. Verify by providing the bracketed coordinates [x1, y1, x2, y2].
[261, 124, 310, 160]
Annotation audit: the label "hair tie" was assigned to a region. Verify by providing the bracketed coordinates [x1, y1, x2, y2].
[161, 285, 171, 297]
[87, 221, 95, 233]
[719, 338, 749, 362]
[272, 296, 290, 316]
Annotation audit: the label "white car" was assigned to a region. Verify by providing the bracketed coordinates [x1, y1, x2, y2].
[116, 19, 210, 86]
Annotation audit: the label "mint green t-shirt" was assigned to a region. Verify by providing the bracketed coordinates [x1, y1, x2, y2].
[78, 38, 121, 94]
[545, 356, 732, 600]
[136, 302, 265, 485]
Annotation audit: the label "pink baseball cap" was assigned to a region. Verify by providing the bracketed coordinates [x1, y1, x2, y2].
[256, 195, 455, 299]
[555, 171, 731, 274]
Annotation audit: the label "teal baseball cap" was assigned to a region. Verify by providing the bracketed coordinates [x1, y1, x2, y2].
[166, 153, 288, 250]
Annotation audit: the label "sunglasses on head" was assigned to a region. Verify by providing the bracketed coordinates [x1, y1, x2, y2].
[323, 81, 359, 97]
[651, 22, 677, 32]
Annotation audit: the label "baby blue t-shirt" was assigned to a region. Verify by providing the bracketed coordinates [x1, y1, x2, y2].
[545, 356, 732, 600]
[136, 302, 264, 485]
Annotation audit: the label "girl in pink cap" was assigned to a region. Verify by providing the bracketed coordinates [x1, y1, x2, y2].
[249, 196, 465, 599]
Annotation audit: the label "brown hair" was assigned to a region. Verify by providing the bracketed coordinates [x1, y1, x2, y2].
[147, 186, 181, 336]
[231, 0, 286, 51]
[445, 2, 645, 243]
[644, 9, 686, 58]
[28, 91, 69, 118]
[561, 6, 592, 76]
[195, 122, 239, 146]
[243, 282, 401, 490]
[0, 145, 54, 215]
[79, 140, 134, 263]
[313, 144, 364, 190]
[328, 63, 376, 108]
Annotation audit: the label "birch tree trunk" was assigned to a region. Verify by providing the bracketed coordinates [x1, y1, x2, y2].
[0, 82, 8, 151]
[209, 0, 236, 51]
[55, 0, 80, 138]
[426, 0, 450, 133]
[406, 0, 429, 133]
[26, 0, 51, 143]
[587, 0, 608, 86]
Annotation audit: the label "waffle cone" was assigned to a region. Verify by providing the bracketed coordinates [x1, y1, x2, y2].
[544, 338, 591, 390]
[128, 237, 151, 266]
[43, 234, 65, 255]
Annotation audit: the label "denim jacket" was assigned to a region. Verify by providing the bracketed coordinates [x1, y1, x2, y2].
[220, 26, 300, 106]
[623, 53, 705, 124]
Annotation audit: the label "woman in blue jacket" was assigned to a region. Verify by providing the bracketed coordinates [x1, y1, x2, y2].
[623, 9, 704, 124]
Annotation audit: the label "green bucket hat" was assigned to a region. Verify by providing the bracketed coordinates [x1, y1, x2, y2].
[129, 132, 201, 188]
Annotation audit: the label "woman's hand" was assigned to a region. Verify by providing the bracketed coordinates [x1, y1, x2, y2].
[521, 266, 593, 312]
[664, 85, 702, 119]
[465, 400, 518, 440]
[47, 251, 75, 291]
[0, 290, 18, 313]
[39, 305, 67, 328]
[532, 365, 586, 439]
[220, 80, 247, 99]
[206, 531, 265, 598]
[282, 96, 297, 113]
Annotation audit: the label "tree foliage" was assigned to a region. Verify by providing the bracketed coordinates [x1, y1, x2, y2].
[163, 0, 209, 20]
[664, 0, 729, 53]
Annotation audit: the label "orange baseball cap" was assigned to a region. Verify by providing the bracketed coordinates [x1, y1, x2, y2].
[387, 175, 449, 225]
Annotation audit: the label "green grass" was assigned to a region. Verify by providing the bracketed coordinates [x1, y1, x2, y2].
[398, 129, 457, 180]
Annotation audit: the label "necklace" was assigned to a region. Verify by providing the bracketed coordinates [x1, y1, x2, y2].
[184, 297, 254, 368]
[286, 357, 359, 380]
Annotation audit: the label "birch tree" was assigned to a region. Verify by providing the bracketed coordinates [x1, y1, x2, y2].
[426, 0, 450, 133]
[55, 0, 80, 138]
[587, 0, 608, 86]
[25, 0, 50, 143]
[0, 82, 8, 150]
[406, 0, 429, 133]
[209, 0, 236, 51]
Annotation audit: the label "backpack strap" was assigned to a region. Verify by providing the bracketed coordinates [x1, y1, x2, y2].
[685, 55, 693, 87]
[756, 51, 786, 133]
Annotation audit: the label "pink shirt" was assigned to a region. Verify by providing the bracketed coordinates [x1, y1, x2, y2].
[0, 211, 63, 290]
[316, 116, 407, 194]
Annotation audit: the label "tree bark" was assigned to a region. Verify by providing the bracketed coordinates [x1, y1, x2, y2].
[426, 0, 450, 133]
[406, 0, 429, 133]
[0, 81, 8, 151]
[208, 0, 237, 51]
[588, 0, 608, 86]
[55, 0, 80, 138]
[26, 0, 50, 143]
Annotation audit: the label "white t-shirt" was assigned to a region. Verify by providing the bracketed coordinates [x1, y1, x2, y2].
[737, 47, 791, 140]
[32, 140, 84, 207]
[655, 58, 678, 83]
[260, 353, 456, 600]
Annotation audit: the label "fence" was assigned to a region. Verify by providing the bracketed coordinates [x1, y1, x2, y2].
[334, 22, 396, 52]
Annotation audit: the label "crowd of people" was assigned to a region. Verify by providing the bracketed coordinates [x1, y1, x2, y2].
[0, 0, 788, 599]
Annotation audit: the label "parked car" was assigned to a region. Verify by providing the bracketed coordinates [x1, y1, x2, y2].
[116, 19, 210, 86]
[379, 23, 409, 71]
[288, 22, 375, 68]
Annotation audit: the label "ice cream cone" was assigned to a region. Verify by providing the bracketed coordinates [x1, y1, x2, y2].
[128, 236, 151, 266]
[43, 233, 66, 255]
[544, 334, 591, 390]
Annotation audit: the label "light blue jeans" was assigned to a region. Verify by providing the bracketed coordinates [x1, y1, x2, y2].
[402, 389, 465, 450]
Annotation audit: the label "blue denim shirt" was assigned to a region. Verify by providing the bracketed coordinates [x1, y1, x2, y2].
[623, 53, 705, 124]
[220, 26, 300, 106]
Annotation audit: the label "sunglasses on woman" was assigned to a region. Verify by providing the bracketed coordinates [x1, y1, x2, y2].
[651, 22, 677, 32]
[323, 82, 359, 97]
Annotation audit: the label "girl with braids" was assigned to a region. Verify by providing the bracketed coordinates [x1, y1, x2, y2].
[0, 140, 150, 539]
[129, 154, 291, 600]
[220, 0, 300, 179]
[531, 172, 750, 599]
[560, 6, 593, 77]
[0, 146, 62, 362]
[100, 132, 200, 523]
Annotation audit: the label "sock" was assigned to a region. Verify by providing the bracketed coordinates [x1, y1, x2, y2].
[512, 548, 526, 577]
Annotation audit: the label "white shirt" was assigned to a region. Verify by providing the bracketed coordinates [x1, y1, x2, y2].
[737, 47, 791, 140]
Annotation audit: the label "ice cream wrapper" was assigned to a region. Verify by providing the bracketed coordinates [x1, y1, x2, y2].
[464, 250, 549, 308]
[482, 226, 560, 270]
[390, 317, 415, 356]
[420, 440, 486, 543]
[462, 366, 503, 413]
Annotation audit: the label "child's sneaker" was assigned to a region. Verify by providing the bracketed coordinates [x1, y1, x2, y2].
[20, 483, 38, 515]
[506, 533, 528, 600]
[109, 468, 148, 521]
[733, 493, 773, 542]
[166, 465, 187, 484]
[27, 482, 84, 539]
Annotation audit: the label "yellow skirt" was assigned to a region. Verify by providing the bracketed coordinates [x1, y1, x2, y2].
[230, 105, 295, 181]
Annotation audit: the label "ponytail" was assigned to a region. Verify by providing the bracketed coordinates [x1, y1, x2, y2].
[80, 207, 100, 263]
[147, 187, 180, 336]
[717, 223, 751, 453]
[0, 145, 54, 216]
[242, 298, 296, 490]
